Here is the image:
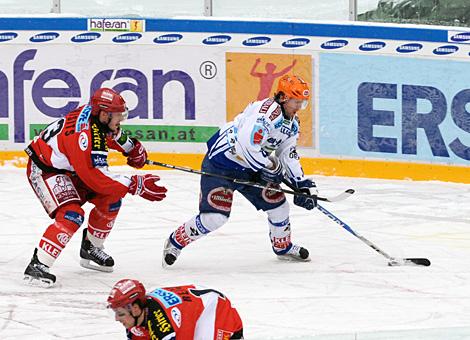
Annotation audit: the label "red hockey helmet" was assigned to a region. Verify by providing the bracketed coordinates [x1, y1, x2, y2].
[90, 88, 128, 118]
[107, 279, 146, 309]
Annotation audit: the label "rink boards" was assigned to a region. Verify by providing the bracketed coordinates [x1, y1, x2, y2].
[0, 17, 469, 182]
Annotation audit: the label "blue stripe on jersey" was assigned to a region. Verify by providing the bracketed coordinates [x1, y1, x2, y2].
[239, 145, 266, 170]
[238, 146, 262, 171]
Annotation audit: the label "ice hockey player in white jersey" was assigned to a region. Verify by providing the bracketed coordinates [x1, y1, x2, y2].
[163, 74, 317, 266]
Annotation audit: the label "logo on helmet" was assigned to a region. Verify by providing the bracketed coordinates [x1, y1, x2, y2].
[101, 90, 114, 101]
[116, 280, 137, 294]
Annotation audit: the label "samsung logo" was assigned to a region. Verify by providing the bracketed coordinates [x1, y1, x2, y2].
[282, 38, 310, 48]
[154, 33, 183, 44]
[321, 39, 348, 49]
[29, 32, 60, 43]
[0, 32, 18, 42]
[71, 32, 101, 43]
[112, 33, 142, 43]
[202, 35, 231, 45]
[242, 36, 271, 46]
[450, 32, 470, 42]
[359, 41, 386, 51]
[433, 45, 459, 55]
[396, 43, 423, 53]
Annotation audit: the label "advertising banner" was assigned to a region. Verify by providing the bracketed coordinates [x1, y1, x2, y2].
[319, 53, 470, 165]
[226, 52, 313, 146]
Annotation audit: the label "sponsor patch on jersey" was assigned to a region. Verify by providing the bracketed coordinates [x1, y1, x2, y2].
[216, 329, 234, 340]
[71, 32, 101, 43]
[251, 124, 265, 145]
[262, 183, 285, 204]
[154, 33, 183, 44]
[78, 132, 89, 151]
[171, 307, 182, 328]
[207, 187, 233, 212]
[149, 288, 182, 308]
[91, 122, 108, 151]
[288, 146, 299, 160]
[29, 32, 60, 43]
[0, 32, 18, 42]
[75, 105, 91, 132]
[202, 35, 231, 45]
[91, 151, 108, 167]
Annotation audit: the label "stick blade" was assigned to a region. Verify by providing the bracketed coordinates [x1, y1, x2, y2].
[388, 258, 431, 267]
[323, 189, 355, 202]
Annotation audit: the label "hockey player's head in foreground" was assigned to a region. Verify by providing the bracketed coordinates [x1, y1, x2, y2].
[107, 278, 147, 329]
[90, 87, 129, 134]
[274, 75, 310, 119]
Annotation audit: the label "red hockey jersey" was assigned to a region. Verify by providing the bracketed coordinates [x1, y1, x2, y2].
[26, 105, 135, 197]
[126, 285, 243, 340]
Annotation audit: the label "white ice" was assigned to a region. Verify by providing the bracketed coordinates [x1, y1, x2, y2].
[0, 166, 469, 339]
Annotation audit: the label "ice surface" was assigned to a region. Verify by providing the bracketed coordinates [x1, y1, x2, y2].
[0, 167, 469, 339]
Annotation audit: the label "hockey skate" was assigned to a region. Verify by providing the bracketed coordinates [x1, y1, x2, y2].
[162, 237, 181, 267]
[80, 228, 114, 272]
[277, 244, 311, 262]
[23, 248, 56, 288]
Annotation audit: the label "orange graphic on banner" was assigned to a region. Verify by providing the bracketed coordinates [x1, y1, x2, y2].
[226, 52, 313, 147]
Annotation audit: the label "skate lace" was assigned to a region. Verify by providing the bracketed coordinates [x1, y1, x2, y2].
[36, 263, 50, 273]
[165, 242, 181, 257]
[288, 244, 301, 256]
[90, 246, 110, 261]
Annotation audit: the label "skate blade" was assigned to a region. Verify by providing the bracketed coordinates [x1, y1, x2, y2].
[277, 254, 311, 262]
[80, 259, 114, 272]
[23, 275, 54, 288]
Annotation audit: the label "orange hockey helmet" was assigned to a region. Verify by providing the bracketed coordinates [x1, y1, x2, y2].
[90, 88, 128, 118]
[107, 279, 146, 309]
[276, 75, 310, 109]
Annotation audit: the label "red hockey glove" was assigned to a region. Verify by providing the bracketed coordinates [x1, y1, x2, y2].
[127, 138, 147, 169]
[128, 326, 149, 339]
[128, 174, 167, 201]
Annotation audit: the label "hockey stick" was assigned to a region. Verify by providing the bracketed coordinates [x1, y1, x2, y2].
[282, 180, 431, 267]
[145, 159, 354, 203]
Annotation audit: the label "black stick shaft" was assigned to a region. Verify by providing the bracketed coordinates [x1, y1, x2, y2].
[146, 159, 319, 199]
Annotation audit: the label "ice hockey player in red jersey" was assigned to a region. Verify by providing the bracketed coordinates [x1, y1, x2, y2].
[23, 88, 167, 287]
[107, 279, 244, 340]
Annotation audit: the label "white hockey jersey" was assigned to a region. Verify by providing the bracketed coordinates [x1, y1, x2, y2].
[207, 98, 306, 182]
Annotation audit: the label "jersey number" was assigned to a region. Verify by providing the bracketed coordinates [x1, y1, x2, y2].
[41, 118, 65, 143]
